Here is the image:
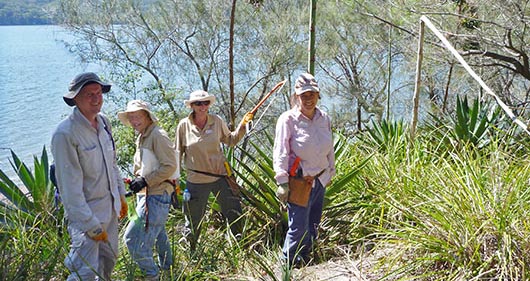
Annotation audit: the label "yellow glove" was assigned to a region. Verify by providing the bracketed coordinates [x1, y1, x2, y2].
[87, 227, 108, 242]
[171, 181, 181, 209]
[119, 195, 128, 220]
[276, 183, 289, 203]
[241, 112, 254, 126]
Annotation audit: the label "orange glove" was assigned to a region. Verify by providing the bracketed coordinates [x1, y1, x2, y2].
[87, 227, 108, 242]
[119, 195, 128, 220]
[241, 112, 254, 126]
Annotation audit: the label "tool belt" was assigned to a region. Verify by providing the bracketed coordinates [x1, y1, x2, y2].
[189, 169, 241, 197]
[288, 169, 325, 207]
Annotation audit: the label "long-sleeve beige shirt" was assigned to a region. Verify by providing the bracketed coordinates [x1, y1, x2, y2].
[133, 123, 177, 195]
[176, 113, 245, 184]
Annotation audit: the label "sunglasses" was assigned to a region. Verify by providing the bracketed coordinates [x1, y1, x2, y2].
[192, 100, 211, 106]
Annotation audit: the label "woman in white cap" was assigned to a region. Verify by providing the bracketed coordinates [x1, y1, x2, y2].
[175, 90, 253, 250]
[273, 73, 336, 267]
[119, 100, 178, 281]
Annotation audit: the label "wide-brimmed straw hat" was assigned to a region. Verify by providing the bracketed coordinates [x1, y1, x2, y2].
[117, 100, 158, 127]
[294, 73, 320, 95]
[63, 72, 111, 106]
[184, 90, 216, 108]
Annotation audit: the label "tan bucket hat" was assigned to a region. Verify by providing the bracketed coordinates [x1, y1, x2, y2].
[117, 100, 158, 127]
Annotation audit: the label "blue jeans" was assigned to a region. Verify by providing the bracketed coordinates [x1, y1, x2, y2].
[124, 192, 172, 277]
[283, 179, 325, 265]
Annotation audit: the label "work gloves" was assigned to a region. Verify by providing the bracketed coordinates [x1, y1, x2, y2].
[276, 183, 289, 203]
[87, 226, 108, 242]
[241, 112, 254, 126]
[119, 195, 128, 220]
[129, 177, 147, 193]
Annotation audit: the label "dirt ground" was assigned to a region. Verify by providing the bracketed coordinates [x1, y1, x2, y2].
[254, 244, 388, 281]
[255, 254, 383, 281]
[292, 258, 375, 280]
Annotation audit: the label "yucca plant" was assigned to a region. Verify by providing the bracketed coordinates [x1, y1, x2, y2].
[426, 95, 502, 150]
[0, 146, 62, 229]
[362, 119, 408, 153]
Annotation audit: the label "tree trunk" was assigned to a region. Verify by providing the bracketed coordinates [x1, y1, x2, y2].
[229, 0, 237, 129]
[308, 0, 317, 74]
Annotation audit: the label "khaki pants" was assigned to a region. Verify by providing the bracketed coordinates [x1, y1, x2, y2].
[65, 211, 119, 281]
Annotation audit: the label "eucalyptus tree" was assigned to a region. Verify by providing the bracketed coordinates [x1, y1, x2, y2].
[157, 0, 309, 128]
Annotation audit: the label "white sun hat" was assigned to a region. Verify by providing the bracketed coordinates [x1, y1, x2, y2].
[184, 90, 216, 108]
[117, 100, 158, 127]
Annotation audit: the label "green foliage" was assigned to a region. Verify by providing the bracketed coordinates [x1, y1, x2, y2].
[362, 119, 408, 153]
[0, 146, 69, 280]
[0, 146, 62, 229]
[426, 95, 502, 150]
[369, 142, 530, 279]
[1, 124, 530, 279]
[0, 217, 69, 280]
[454, 95, 489, 144]
[113, 120, 137, 177]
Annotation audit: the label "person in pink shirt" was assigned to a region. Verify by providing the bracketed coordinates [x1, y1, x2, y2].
[273, 73, 336, 267]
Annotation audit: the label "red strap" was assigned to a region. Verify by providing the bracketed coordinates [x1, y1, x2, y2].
[289, 157, 301, 177]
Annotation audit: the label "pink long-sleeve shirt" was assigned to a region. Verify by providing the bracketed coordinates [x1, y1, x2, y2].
[273, 106, 335, 187]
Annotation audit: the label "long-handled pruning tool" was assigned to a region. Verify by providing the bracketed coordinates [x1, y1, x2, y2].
[246, 79, 287, 133]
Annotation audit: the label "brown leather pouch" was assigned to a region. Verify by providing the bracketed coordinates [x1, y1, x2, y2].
[225, 175, 241, 197]
[288, 176, 312, 207]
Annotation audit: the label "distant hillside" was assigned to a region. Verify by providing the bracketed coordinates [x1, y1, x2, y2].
[0, 0, 56, 25]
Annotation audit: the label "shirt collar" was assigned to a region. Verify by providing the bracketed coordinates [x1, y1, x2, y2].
[73, 107, 98, 129]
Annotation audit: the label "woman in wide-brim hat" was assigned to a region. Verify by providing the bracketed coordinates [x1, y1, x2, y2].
[117, 100, 159, 131]
[183, 90, 216, 108]
[119, 99, 178, 280]
[175, 90, 253, 250]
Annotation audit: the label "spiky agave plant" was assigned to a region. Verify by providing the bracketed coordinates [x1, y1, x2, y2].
[0, 146, 61, 229]
[363, 119, 408, 153]
[426, 95, 502, 151]
[0, 147, 68, 280]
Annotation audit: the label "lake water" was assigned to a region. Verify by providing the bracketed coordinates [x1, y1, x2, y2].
[0, 25, 99, 180]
